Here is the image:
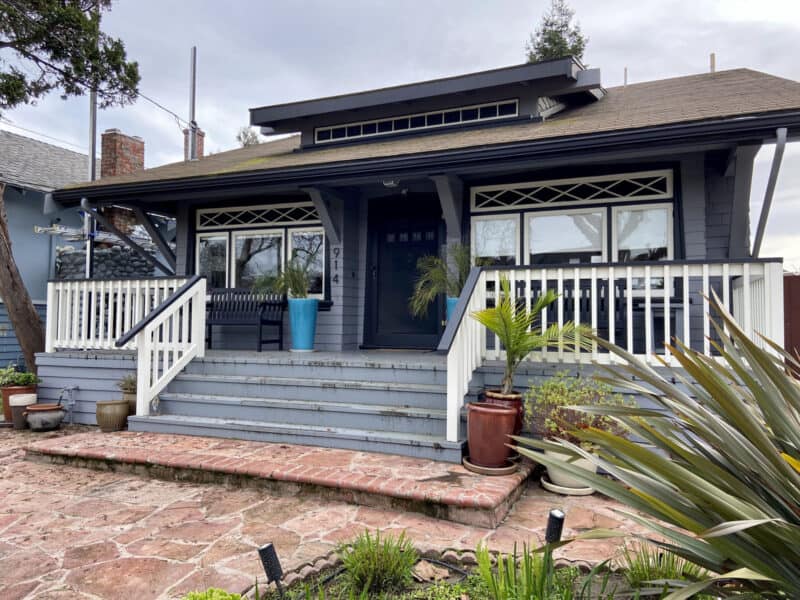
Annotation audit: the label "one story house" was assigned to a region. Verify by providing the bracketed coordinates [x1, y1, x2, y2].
[0, 130, 87, 366]
[39, 58, 800, 461]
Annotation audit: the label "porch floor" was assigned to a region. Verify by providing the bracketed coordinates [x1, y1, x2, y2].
[26, 430, 530, 528]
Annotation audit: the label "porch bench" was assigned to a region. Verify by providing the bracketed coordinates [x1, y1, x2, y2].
[205, 288, 286, 351]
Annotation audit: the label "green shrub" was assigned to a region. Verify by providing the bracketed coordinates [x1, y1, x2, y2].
[182, 589, 241, 600]
[619, 542, 709, 590]
[337, 530, 418, 594]
[524, 371, 630, 444]
[117, 373, 137, 393]
[514, 295, 800, 598]
[0, 364, 38, 387]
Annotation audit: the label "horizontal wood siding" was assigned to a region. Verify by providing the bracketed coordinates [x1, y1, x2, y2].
[0, 303, 46, 368]
[35, 352, 136, 425]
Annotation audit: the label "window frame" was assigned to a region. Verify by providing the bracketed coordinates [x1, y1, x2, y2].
[611, 202, 675, 263]
[470, 213, 521, 266]
[229, 228, 285, 290]
[287, 226, 326, 299]
[195, 232, 230, 289]
[523, 206, 608, 266]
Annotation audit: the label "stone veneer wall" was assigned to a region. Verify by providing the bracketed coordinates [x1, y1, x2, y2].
[56, 246, 156, 280]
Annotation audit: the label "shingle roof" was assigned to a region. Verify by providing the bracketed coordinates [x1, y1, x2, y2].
[69, 68, 800, 191]
[0, 129, 94, 192]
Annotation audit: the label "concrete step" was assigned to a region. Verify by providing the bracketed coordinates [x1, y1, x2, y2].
[185, 354, 446, 385]
[157, 393, 447, 436]
[128, 414, 465, 463]
[167, 373, 446, 409]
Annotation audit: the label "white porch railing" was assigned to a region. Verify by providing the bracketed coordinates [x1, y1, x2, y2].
[45, 277, 187, 352]
[114, 276, 207, 416]
[438, 259, 785, 443]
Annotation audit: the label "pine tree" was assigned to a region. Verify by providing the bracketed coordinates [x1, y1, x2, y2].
[526, 0, 587, 63]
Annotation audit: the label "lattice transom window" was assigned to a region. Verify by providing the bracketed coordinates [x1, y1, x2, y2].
[471, 170, 673, 213]
[197, 203, 321, 230]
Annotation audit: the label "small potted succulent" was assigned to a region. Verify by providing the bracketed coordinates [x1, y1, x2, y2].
[466, 277, 591, 470]
[522, 371, 631, 494]
[117, 374, 137, 415]
[0, 364, 39, 424]
[410, 243, 478, 322]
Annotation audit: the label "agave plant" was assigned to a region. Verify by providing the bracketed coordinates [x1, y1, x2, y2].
[513, 293, 800, 599]
[409, 243, 476, 317]
[471, 276, 592, 395]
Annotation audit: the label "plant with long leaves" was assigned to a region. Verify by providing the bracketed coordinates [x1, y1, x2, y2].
[409, 243, 480, 317]
[513, 293, 800, 599]
[471, 276, 592, 394]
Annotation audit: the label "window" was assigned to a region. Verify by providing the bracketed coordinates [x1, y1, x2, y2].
[314, 99, 519, 143]
[197, 234, 229, 289]
[527, 209, 605, 265]
[612, 204, 673, 262]
[231, 230, 283, 289]
[472, 215, 519, 266]
[288, 228, 325, 297]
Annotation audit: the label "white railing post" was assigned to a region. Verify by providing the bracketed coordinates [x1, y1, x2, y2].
[135, 329, 151, 416]
[44, 282, 57, 353]
[765, 262, 785, 349]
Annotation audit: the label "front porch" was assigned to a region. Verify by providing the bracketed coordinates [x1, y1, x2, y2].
[37, 254, 785, 463]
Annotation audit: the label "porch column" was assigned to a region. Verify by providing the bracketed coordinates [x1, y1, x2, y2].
[302, 186, 360, 351]
[431, 174, 464, 248]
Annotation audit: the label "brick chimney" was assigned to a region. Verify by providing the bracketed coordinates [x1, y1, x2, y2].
[100, 128, 144, 178]
[183, 127, 205, 161]
[99, 129, 144, 234]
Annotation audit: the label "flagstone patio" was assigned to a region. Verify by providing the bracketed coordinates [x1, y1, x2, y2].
[0, 427, 650, 599]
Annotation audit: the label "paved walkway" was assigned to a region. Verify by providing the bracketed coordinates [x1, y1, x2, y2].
[27, 431, 531, 528]
[1, 427, 647, 599]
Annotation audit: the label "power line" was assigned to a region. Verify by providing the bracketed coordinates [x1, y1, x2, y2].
[1, 0, 191, 129]
[0, 116, 88, 151]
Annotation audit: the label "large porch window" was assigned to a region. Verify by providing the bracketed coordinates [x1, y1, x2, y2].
[526, 208, 606, 265]
[194, 202, 325, 298]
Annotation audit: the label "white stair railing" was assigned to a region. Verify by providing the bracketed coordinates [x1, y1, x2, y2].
[437, 268, 486, 443]
[114, 276, 207, 416]
[45, 277, 186, 352]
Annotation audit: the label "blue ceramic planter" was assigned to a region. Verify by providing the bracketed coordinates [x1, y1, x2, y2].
[288, 298, 319, 352]
[446, 297, 459, 322]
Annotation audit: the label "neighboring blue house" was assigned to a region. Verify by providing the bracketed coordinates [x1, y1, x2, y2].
[0, 130, 87, 365]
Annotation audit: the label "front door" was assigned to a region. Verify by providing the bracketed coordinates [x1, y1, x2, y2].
[365, 194, 441, 349]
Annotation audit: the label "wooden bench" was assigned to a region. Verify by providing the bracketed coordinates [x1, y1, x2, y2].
[205, 288, 286, 351]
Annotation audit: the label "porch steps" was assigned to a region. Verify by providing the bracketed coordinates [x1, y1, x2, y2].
[127, 351, 465, 463]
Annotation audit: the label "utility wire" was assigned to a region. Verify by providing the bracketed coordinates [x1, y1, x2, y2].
[0, 0, 191, 130]
[0, 116, 88, 151]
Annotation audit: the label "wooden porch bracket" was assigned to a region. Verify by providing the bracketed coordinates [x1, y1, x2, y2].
[302, 186, 343, 246]
[753, 127, 788, 257]
[131, 206, 177, 271]
[430, 174, 463, 244]
[80, 198, 175, 276]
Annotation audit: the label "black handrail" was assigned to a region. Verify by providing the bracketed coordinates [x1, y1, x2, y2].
[115, 275, 205, 348]
[436, 267, 482, 354]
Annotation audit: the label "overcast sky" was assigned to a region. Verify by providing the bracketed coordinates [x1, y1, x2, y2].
[2, 0, 799, 265]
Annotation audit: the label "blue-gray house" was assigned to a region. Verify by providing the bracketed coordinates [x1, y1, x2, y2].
[38, 59, 800, 462]
[0, 130, 87, 366]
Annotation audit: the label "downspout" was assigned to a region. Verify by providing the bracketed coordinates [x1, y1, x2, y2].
[752, 127, 788, 257]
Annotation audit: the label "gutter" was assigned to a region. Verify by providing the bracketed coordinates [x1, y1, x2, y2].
[54, 110, 800, 204]
[752, 127, 788, 257]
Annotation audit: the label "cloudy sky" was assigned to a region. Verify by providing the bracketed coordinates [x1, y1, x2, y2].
[2, 0, 799, 264]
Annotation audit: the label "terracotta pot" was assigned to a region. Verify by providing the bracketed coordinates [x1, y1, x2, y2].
[96, 400, 129, 432]
[484, 389, 524, 436]
[467, 402, 518, 468]
[122, 392, 137, 416]
[1, 385, 36, 422]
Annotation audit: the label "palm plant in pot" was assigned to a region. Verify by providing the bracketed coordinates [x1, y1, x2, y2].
[466, 277, 592, 470]
[409, 243, 479, 322]
[524, 371, 630, 494]
[255, 245, 320, 352]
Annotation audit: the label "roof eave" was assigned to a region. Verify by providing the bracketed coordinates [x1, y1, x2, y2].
[54, 110, 800, 205]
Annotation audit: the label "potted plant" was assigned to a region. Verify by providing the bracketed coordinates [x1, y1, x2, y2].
[0, 364, 39, 425]
[410, 243, 480, 322]
[466, 277, 591, 469]
[117, 374, 137, 415]
[256, 247, 319, 352]
[524, 371, 630, 494]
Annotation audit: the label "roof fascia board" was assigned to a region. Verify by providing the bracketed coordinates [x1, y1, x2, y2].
[55, 111, 800, 204]
[250, 59, 580, 126]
